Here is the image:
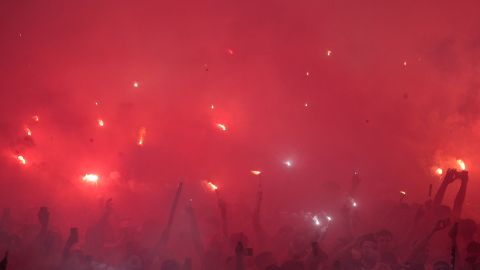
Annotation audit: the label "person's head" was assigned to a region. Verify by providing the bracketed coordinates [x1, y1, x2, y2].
[161, 259, 180, 270]
[375, 230, 393, 251]
[432, 261, 450, 270]
[357, 234, 378, 261]
[459, 219, 477, 240]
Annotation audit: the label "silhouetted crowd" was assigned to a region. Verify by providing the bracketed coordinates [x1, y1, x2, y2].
[0, 169, 478, 270]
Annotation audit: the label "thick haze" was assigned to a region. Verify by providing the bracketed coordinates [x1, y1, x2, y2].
[1, 0, 480, 231]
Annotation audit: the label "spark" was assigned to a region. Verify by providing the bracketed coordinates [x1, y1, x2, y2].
[95, 101, 99, 106]
[327, 50, 332, 56]
[435, 168, 443, 175]
[25, 127, 32, 136]
[210, 104, 215, 110]
[457, 159, 466, 171]
[226, 49, 234, 55]
[216, 123, 227, 131]
[284, 160, 292, 167]
[207, 181, 218, 191]
[97, 119, 104, 127]
[82, 174, 99, 183]
[312, 215, 321, 226]
[306, 71, 310, 76]
[400, 191, 407, 196]
[138, 127, 146, 146]
[326, 216, 332, 222]
[17, 155, 26, 165]
[32, 115, 39, 122]
[251, 170, 262, 176]
[403, 61, 407, 67]
[304, 103, 308, 107]
[133, 81, 139, 88]
[351, 198, 358, 208]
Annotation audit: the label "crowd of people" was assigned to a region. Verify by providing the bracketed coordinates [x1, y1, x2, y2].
[0, 168, 478, 270]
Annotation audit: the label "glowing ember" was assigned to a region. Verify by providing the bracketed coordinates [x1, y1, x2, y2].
[216, 123, 227, 131]
[326, 216, 332, 222]
[32, 115, 39, 122]
[400, 191, 407, 196]
[457, 159, 466, 171]
[327, 50, 332, 56]
[133, 81, 139, 88]
[284, 160, 292, 167]
[138, 127, 146, 146]
[207, 181, 218, 191]
[435, 168, 443, 175]
[210, 104, 215, 110]
[97, 119, 104, 127]
[25, 127, 32, 136]
[17, 155, 26, 165]
[82, 174, 99, 183]
[251, 170, 262, 175]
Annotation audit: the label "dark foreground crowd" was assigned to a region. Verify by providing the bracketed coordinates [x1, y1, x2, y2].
[0, 169, 478, 270]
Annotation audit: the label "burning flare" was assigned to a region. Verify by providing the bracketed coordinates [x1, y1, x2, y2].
[435, 168, 443, 175]
[97, 119, 105, 127]
[207, 181, 218, 191]
[457, 159, 466, 171]
[82, 174, 99, 183]
[400, 191, 407, 196]
[25, 127, 32, 136]
[17, 155, 26, 165]
[312, 215, 321, 226]
[216, 123, 227, 131]
[251, 170, 261, 176]
[138, 127, 146, 146]
[133, 81, 139, 88]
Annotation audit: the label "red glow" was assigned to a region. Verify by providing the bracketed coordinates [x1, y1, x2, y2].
[32, 115, 39, 122]
[435, 168, 443, 175]
[97, 119, 105, 127]
[25, 127, 32, 136]
[251, 170, 261, 175]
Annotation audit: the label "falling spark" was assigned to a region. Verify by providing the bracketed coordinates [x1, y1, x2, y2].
[95, 101, 99, 106]
[304, 103, 308, 107]
[82, 174, 99, 183]
[435, 168, 443, 176]
[133, 81, 139, 88]
[226, 49, 234, 55]
[17, 155, 26, 165]
[326, 216, 332, 222]
[138, 127, 146, 146]
[207, 181, 218, 191]
[32, 115, 39, 122]
[306, 71, 310, 76]
[284, 160, 292, 167]
[403, 61, 407, 67]
[25, 127, 32, 136]
[97, 119, 104, 127]
[457, 159, 466, 171]
[400, 191, 407, 196]
[351, 198, 358, 208]
[251, 170, 262, 176]
[312, 215, 321, 226]
[210, 104, 215, 110]
[216, 123, 227, 131]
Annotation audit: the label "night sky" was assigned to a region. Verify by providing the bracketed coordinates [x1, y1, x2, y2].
[1, 0, 480, 232]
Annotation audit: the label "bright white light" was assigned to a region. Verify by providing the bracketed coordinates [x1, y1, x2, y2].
[326, 216, 332, 222]
[284, 160, 292, 167]
[312, 215, 321, 226]
[83, 174, 99, 183]
[133, 82, 139, 88]
[327, 50, 332, 56]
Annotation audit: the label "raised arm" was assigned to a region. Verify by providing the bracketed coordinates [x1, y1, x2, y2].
[433, 169, 456, 208]
[452, 171, 468, 220]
